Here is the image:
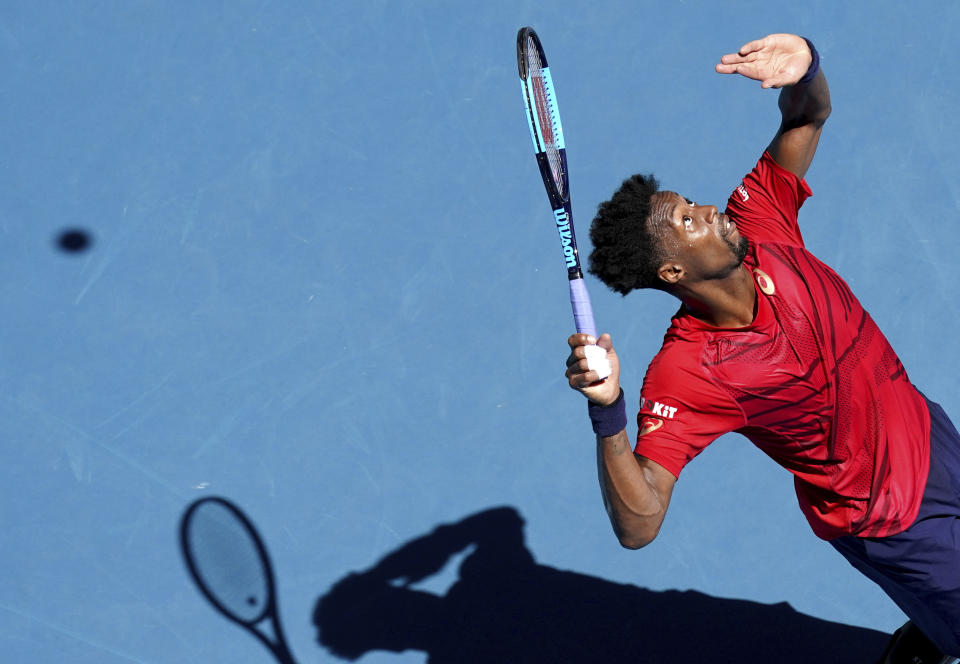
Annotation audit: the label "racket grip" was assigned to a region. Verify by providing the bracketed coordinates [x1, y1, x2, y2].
[569, 277, 598, 339]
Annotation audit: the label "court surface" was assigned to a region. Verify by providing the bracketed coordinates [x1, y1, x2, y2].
[2, 2, 959, 662]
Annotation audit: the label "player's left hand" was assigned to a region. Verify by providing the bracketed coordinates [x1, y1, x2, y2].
[715, 33, 812, 89]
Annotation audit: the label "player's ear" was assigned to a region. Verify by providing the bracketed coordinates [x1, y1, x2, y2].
[658, 261, 684, 285]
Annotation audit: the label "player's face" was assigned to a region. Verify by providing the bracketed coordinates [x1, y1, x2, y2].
[647, 191, 748, 284]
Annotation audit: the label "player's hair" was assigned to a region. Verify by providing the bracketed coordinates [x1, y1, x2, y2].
[588, 174, 666, 295]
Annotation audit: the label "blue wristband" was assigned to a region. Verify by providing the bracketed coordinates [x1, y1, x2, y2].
[588, 389, 627, 437]
[798, 38, 820, 85]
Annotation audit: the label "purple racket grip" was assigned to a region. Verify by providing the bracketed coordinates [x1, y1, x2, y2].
[569, 277, 598, 338]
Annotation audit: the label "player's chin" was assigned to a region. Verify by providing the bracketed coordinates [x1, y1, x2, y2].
[727, 235, 749, 264]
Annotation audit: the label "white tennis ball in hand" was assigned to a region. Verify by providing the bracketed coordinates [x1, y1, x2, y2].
[584, 344, 611, 380]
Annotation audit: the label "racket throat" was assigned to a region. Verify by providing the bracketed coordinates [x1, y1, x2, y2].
[554, 208, 580, 271]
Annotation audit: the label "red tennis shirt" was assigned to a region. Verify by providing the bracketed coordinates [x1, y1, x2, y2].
[633, 152, 930, 540]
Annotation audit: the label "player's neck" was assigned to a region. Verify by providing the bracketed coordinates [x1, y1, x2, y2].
[676, 265, 757, 328]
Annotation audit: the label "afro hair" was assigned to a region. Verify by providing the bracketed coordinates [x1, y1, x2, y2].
[588, 173, 666, 295]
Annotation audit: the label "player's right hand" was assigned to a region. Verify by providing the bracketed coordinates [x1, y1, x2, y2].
[565, 333, 621, 406]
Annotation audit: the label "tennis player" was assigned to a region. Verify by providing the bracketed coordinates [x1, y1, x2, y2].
[564, 33, 959, 664]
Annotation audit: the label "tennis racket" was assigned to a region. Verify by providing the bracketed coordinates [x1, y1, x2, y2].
[180, 496, 298, 664]
[517, 26, 609, 378]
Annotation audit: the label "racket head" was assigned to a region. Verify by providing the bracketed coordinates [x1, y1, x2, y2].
[180, 496, 278, 627]
[517, 27, 569, 207]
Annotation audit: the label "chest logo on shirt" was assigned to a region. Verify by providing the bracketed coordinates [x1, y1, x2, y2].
[754, 268, 775, 295]
[639, 417, 664, 436]
[737, 183, 750, 202]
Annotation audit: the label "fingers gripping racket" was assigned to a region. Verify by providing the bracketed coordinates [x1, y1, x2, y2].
[180, 497, 298, 664]
[517, 27, 610, 378]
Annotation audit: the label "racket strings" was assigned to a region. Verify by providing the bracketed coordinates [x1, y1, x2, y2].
[525, 37, 565, 197]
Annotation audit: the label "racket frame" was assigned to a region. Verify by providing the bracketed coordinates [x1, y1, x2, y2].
[517, 26, 599, 339]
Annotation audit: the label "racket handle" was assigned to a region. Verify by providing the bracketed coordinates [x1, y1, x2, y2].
[569, 277, 598, 339]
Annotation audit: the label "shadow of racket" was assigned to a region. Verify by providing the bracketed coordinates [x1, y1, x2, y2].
[179, 496, 299, 664]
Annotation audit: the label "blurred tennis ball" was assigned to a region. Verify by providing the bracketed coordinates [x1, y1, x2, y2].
[55, 228, 93, 253]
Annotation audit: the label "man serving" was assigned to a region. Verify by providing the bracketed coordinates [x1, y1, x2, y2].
[565, 33, 960, 663]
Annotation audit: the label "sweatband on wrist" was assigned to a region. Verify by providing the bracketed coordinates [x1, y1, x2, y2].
[798, 38, 820, 85]
[588, 389, 627, 437]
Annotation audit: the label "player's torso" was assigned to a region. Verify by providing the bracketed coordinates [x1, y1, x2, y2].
[694, 241, 907, 469]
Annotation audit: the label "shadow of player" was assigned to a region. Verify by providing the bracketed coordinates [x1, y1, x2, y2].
[313, 506, 889, 663]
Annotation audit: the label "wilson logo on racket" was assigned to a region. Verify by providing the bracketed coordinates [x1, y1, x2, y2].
[554, 208, 577, 268]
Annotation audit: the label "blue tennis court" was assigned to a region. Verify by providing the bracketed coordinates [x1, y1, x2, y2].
[2, 2, 959, 662]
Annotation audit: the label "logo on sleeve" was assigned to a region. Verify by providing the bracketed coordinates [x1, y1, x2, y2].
[639, 417, 664, 436]
[737, 183, 750, 202]
[640, 397, 679, 419]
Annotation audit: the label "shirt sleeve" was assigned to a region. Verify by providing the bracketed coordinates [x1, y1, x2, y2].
[633, 346, 746, 479]
[724, 151, 812, 248]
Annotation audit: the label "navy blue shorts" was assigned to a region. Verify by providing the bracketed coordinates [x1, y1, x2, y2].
[831, 395, 960, 656]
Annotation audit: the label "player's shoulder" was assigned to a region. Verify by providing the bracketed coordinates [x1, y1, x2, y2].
[644, 316, 718, 383]
[725, 150, 811, 244]
[750, 236, 821, 277]
[749, 150, 809, 189]
[640, 321, 741, 426]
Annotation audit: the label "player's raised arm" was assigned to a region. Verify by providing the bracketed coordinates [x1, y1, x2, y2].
[716, 33, 831, 179]
[566, 333, 676, 548]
